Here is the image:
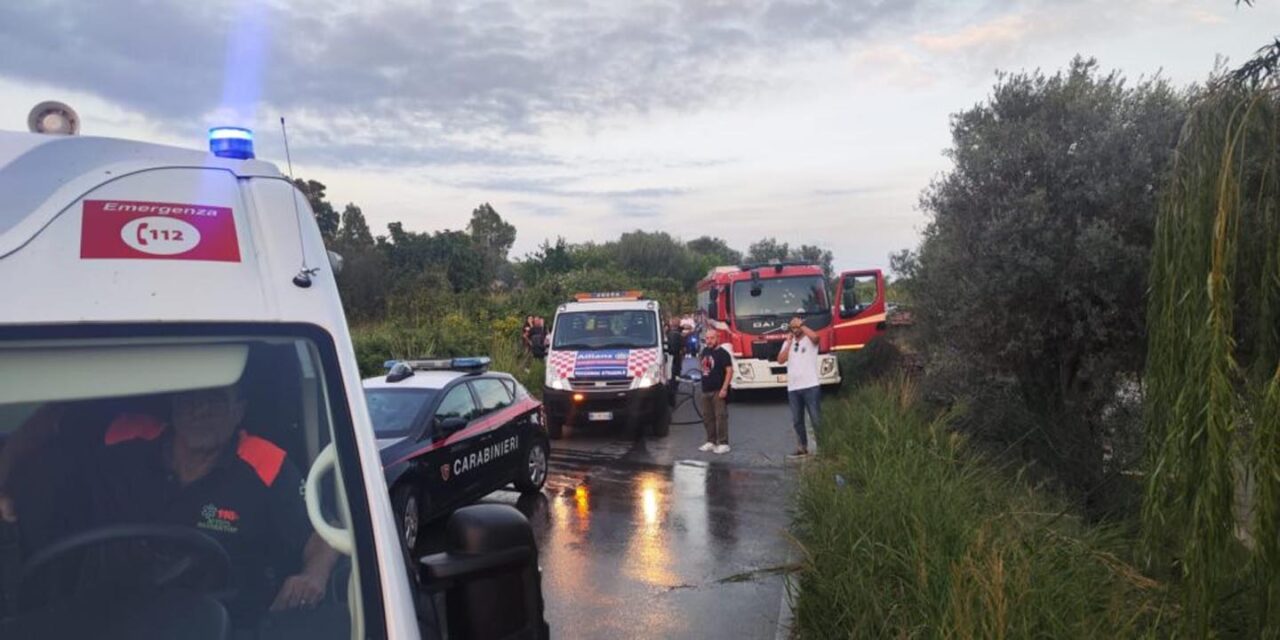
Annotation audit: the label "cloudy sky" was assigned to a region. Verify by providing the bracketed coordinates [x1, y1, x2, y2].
[1, 0, 1276, 271]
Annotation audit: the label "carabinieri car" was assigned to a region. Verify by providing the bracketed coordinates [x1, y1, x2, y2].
[363, 357, 549, 552]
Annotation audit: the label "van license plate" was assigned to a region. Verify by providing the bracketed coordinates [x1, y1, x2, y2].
[588, 411, 613, 421]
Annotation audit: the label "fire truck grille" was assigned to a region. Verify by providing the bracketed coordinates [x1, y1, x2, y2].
[750, 341, 784, 361]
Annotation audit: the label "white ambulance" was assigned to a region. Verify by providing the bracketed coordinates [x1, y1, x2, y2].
[542, 292, 671, 439]
[0, 105, 546, 639]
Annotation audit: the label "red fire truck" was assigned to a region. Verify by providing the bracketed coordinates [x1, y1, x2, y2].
[695, 261, 886, 390]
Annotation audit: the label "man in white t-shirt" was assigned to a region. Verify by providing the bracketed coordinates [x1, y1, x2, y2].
[777, 315, 821, 458]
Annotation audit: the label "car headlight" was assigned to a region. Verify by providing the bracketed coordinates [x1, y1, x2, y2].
[737, 362, 754, 379]
[549, 378, 570, 391]
[820, 357, 837, 377]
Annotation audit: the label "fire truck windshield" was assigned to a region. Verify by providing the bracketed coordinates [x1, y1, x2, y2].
[732, 276, 829, 321]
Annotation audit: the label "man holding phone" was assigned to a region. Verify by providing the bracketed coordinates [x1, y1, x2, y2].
[777, 315, 821, 458]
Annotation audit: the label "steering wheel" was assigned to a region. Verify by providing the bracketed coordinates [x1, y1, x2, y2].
[19, 523, 231, 611]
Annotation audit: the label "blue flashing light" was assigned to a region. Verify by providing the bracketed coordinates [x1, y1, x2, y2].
[209, 126, 255, 159]
[450, 357, 492, 371]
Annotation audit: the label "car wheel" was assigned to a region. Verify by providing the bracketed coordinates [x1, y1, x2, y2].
[514, 441, 549, 494]
[392, 484, 423, 553]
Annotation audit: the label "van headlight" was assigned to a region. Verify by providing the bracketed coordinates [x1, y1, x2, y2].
[737, 362, 754, 379]
[635, 366, 662, 389]
[549, 378, 571, 391]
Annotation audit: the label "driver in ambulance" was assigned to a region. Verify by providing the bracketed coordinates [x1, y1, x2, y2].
[0, 383, 337, 625]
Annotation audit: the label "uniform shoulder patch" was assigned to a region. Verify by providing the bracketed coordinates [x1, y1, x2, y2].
[236, 431, 287, 487]
[103, 413, 166, 445]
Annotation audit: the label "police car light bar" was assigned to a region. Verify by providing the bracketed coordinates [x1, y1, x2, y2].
[573, 290, 643, 302]
[209, 126, 255, 160]
[382, 357, 492, 375]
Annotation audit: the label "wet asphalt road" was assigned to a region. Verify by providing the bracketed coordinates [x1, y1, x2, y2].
[427, 381, 803, 639]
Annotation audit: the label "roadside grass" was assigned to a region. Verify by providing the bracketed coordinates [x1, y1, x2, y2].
[791, 378, 1176, 639]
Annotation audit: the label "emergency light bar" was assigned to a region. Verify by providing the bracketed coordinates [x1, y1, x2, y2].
[382, 357, 492, 382]
[209, 127, 255, 159]
[573, 291, 643, 302]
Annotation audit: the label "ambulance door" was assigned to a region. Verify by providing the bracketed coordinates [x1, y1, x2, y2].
[832, 269, 886, 350]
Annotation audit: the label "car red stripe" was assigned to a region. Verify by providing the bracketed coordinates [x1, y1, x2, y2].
[385, 397, 541, 468]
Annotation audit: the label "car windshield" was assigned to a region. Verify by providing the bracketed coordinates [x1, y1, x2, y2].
[365, 388, 436, 438]
[552, 310, 658, 349]
[0, 328, 380, 639]
[732, 276, 829, 319]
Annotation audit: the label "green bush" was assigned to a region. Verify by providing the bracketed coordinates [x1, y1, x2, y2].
[792, 380, 1175, 638]
[835, 336, 901, 387]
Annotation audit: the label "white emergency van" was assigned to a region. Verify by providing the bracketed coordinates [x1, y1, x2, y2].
[0, 108, 546, 639]
[542, 292, 671, 439]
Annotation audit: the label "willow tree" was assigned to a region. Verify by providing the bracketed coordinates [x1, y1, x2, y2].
[1143, 42, 1280, 636]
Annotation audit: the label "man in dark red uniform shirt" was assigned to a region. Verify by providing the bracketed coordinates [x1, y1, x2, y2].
[1, 384, 337, 626]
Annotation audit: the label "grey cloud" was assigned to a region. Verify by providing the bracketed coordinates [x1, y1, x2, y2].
[611, 200, 663, 218]
[454, 176, 688, 199]
[508, 200, 569, 217]
[812, 186, 889, 196]
[0, 0, 934, 164]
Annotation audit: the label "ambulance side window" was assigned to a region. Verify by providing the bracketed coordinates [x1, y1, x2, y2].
[471, 378, 513, 418]
[433, 386, 477, 428]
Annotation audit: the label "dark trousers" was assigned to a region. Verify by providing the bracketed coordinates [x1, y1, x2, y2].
[700, 391, 729, 445]
[788, 386, 821, 447]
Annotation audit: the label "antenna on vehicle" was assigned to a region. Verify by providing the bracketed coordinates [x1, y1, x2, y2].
[280, 116, 319, 288]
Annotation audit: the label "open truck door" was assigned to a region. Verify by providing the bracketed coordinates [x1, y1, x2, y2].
[832, 269, 886, 350]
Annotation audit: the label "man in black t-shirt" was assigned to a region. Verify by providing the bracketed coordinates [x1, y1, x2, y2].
[697, 331, 733, 454]
[529, 316, 548, 360]
[665, 318, 685, 401]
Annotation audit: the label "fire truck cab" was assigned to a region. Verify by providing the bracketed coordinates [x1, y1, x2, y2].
[696, 262, 886, 390]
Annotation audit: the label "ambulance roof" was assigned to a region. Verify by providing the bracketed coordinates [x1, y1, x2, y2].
[0, 129, 340, 329]
[557, 299, 660, 314]
[0, 131, 280, 246]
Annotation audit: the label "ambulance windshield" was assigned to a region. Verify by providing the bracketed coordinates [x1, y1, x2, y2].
[0, 328, 380, 639]
[553, 309, 658, 350]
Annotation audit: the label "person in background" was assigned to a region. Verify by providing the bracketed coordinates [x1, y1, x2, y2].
[529, 316, 548, 360]
[665, 317, 685, 403]
[521, 315, 534, 354]
[697, 330, 733, 455]
[777, 315, 821, 458]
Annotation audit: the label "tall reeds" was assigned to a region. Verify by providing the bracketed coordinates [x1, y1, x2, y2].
[1143, 60, 1280, 635]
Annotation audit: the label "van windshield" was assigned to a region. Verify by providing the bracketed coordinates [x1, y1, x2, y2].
[553, 310, 658, 349]
[0, 327, 382, 639]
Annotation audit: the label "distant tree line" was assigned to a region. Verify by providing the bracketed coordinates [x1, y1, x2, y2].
[293, 177, 837, 323]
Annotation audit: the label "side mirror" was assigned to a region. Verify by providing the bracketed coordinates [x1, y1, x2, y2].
[437, 416, 467, 435]
[418, 504, 549, 639]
